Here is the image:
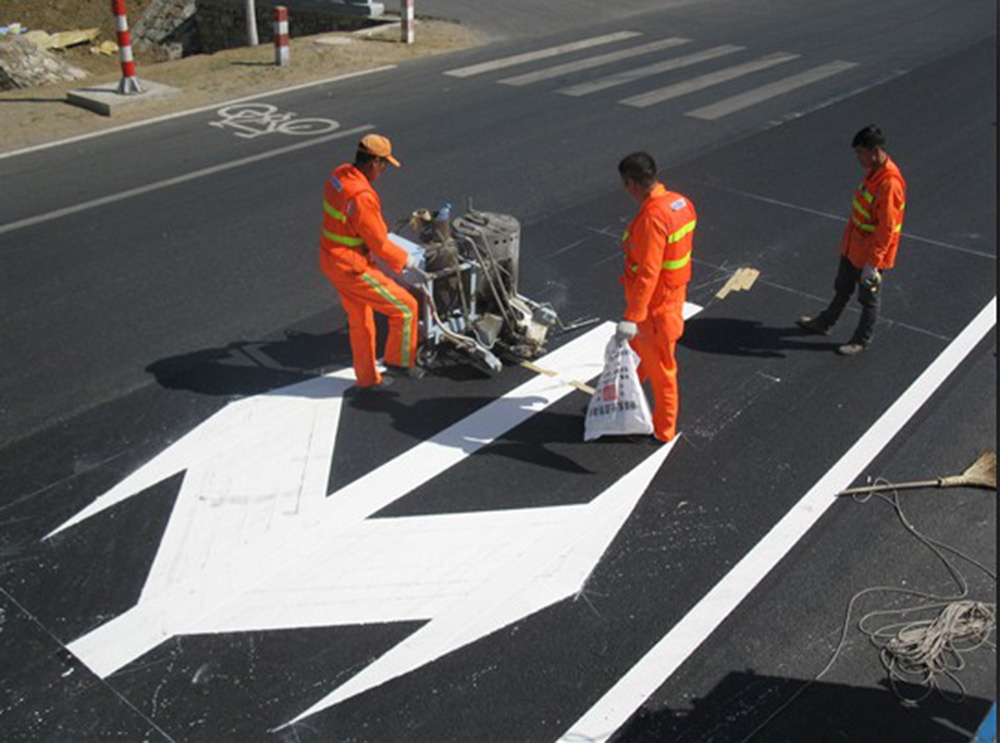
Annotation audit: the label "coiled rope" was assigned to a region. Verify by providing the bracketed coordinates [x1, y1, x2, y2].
[743, 480, 996, 741]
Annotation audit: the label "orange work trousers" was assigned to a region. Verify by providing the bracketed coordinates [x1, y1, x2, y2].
[629, 289, 686, 442]
[325, 264, 418, 387]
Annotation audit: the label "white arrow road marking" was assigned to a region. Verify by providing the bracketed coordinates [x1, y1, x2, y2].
[47, 304, 703, 728]
[273, 439, 678, 728]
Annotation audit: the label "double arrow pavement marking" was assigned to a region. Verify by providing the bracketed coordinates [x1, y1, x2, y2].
[48, 306, 702, 728]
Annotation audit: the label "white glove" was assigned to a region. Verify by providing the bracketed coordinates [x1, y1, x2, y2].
[404, 254, 420, 270]
[615, 320, 638, 340]
[861, 265, 881, 287]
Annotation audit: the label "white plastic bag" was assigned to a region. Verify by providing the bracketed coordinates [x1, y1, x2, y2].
[583, 338, 654, 441]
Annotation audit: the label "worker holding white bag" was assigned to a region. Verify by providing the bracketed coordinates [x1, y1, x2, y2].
[611, 151, 696, 443]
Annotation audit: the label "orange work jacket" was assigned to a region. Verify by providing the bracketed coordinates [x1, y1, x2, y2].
[321, 163, 408, 276]
[842, 156, 906, 270]
[621, 183, 697, 323]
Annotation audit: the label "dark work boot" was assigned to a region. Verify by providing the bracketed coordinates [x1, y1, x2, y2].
[796, 315, 830, 336]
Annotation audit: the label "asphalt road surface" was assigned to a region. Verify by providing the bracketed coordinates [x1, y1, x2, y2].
[0, 1, 995, 741]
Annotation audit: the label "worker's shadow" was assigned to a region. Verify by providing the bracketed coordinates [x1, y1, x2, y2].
[342, 371, 593, 477]
[147, 328, 351, 397]
[148, 331, 592, 476]
[681, 317, 840, 358]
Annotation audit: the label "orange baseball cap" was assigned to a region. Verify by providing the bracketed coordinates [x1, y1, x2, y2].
[358, 133, 400, 166]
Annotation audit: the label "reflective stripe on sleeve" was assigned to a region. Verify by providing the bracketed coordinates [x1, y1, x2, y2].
[667, 219, 697, 243]
[324, 200, 347, 222]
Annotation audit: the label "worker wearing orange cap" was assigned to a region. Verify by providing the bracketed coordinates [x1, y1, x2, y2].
[616, 151, 696, 443]
[798, 125, 907, 355]
[321, 133, 422, 388]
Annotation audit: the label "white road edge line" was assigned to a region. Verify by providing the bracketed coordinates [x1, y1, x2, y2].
[0, 66, 395, 162]
[0, 125, 373, 236]
[560, 296, 997, 743]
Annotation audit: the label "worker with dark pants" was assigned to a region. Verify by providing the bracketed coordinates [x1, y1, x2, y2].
[798, 125, 906, 355]
[616, 151, 696, 443]
[320, 134, 423, 388]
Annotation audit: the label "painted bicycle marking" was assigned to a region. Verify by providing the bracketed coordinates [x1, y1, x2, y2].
[209, 102, 340, 139]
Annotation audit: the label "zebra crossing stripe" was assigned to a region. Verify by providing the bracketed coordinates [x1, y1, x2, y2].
[499, 37, 690, 87]
[686, 60, 858, 119]
[443, 31, 641, 78]
[621, 52, 799, 108]
[558, 44, 744, 97]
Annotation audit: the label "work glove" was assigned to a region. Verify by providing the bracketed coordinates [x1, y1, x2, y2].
[615, 320, 638, 341]
[861, 264, 882, 289]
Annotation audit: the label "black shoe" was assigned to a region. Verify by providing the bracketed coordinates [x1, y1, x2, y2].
[345, 375, 394, 396]
[385, 364, 426, 380]
[796, 315, 830, 336]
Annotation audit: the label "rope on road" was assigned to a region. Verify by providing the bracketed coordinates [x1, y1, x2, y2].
[742, 479, 996, 741]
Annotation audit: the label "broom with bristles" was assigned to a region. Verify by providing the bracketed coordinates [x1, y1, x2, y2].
[838, 450, 997, 496]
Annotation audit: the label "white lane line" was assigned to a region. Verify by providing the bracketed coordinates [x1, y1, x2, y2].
[498, 37, 689, 87]
[0, 125, 373, 236]
[691, 182, 997, 261]
[0, 66, 395, 162]
[558, 45, 743, 97]
[443, 31, 641, 78]
[560, 296, 997, 743]
[686, 60, 858, 119]
[621, 52, 799, 108]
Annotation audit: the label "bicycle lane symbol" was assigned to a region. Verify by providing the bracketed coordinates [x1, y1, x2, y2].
[209, 102, 340, 139]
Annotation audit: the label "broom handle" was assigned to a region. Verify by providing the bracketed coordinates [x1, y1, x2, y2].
[838, 479, 942, 496]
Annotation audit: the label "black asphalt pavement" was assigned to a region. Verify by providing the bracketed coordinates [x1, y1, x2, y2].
[0, 1, 995, 741]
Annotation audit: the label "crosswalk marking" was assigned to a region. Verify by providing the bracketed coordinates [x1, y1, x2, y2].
[443, 31, 641, 78]
[621, 51, 800, 108]
[686, 60, 859, 119]
[447, 31, 862, 121]
[558, 44, 744, 97]
[499, 37, 690, 87]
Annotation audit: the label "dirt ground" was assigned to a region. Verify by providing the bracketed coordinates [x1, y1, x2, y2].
[0, 15, 484, 154]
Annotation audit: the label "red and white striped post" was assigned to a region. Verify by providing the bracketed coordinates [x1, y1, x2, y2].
[401, 0, 414, 44]
[273, 6, 289, 66]
[111, 0, 142, 94]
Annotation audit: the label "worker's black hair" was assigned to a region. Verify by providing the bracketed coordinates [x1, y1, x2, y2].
[354, 149, 380, 167]
[618, 151, 658, 187]
[852, 125, 886, 150]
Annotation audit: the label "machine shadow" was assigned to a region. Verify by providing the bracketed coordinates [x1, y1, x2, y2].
[147, 325, 594, 476]
[610, 669, 993, 743]
[681, 317, 841, 358]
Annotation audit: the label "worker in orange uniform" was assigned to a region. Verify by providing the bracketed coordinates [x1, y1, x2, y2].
[616, 151, 696, 443]
[798, 125, 906, 355]
[321, 133, 423, 388]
